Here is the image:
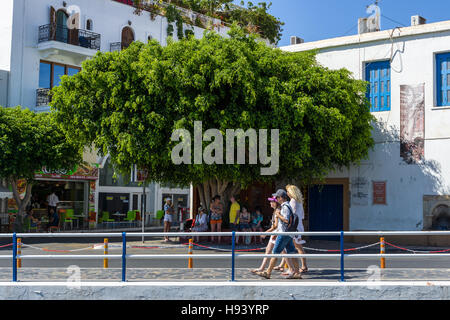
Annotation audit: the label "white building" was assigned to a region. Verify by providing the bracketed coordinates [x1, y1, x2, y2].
[0, 0, 229, 227]
[281, 16, 450, 242]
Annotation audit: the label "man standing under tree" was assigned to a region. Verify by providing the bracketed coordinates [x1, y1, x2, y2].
[46, 189, 59, 223]
[229, 195, 240, 241]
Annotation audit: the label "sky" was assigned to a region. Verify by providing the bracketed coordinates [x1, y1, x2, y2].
[235, 0, 450, 47]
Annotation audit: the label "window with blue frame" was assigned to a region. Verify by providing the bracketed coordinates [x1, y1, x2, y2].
[436, 52, 450, 107]
[365, 60, 391, 112]
[38, 60, 80, 89]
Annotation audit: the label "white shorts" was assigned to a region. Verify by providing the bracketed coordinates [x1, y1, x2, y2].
[294, 223, 306, 245]
[164, 214, 173, 222]
[269, 235, 277, 245]
[294, 235, 306, 245]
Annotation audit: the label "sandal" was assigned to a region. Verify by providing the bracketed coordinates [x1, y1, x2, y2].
[256, 271, 271, 279]
[250, 268, 263, 274]
[299, 267, 309, 274]
[285, 272, 302, 279]
[273, 266, 284, 271]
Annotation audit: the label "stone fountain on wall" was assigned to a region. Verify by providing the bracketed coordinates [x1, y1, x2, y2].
[423, 195, 450, 230]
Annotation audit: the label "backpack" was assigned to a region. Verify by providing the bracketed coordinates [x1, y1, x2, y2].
[282, 203, 299, 232]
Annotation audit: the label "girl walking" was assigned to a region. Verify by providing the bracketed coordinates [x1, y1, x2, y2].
[250, 197, 280, 273]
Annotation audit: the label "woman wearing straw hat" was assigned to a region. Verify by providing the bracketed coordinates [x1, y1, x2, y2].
[286, 184, 308, 274]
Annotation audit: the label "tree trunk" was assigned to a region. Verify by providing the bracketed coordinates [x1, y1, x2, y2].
[10, 179, 33, 232]
[202, 180, 211, 211]
[195, 179, 241, 223]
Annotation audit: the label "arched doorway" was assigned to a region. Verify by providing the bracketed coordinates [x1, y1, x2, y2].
[121, 27, 134, 49]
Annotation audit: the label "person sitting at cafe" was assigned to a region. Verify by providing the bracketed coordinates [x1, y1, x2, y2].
[192, 207, 209, 243]
[26, 208, 41, 230]
[47, 208, 59, 232]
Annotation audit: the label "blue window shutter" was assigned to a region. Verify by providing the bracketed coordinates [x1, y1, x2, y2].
[437, 53, 450, 107]
[366, 60, 391, 112]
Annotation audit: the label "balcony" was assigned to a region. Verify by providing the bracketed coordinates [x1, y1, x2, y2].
[36, 88, 51, 107]
[110, 42, 135, 52]
[110, 42, 122, 52]
[37, 24, 101, 61]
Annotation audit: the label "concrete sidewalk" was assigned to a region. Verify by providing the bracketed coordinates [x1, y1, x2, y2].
[0, 267, 449, 282]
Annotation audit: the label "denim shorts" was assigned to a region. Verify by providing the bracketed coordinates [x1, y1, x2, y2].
[239, 223, 250, 230]
[272, 235, 297, 254]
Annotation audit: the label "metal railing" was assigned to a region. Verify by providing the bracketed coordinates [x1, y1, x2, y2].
[1, 231, 449, 282]
[38, 24, 101, 50]
[36, 88, 51, 107]
[110, 42, 122, 52]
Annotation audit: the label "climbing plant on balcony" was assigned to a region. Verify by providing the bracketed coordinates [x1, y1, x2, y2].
[165, 4, 185, 39]
[131, 0, 283, 44]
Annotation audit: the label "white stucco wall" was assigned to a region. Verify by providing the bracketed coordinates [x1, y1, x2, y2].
[281, 23, 450, 231]
[0, 0, 14, 72]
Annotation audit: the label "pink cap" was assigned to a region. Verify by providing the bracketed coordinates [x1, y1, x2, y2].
[267, 197, 277, 202]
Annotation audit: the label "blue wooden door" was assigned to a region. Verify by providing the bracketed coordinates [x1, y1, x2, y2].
[308, 185, 344, 241]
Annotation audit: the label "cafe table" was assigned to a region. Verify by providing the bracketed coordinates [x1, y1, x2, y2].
[72, 215, 84, 229]
[112, 213, 126, 228]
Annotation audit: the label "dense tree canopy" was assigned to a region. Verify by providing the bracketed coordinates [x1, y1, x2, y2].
[0, 107, 84, 226]
[51, 27, 375, 209]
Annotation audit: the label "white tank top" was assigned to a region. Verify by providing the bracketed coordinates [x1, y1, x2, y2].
[290, 198, 305, 232]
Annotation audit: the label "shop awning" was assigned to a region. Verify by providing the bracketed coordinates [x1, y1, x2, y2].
[0, 186, 13, 199]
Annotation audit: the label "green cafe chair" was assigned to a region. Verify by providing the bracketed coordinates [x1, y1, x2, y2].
[156, 210, 164, 226]
[29, 222, 38, 233]
[63, 209, 74, 230]
[24, 216, 39, 233]
[102, 211, 115, 228]
[124, 211, 136, 227]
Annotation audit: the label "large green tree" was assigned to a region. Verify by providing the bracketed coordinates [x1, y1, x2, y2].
[0, 107, 83, 230]
[51, 27, 374, 211]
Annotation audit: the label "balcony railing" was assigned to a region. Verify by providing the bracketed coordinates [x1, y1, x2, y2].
[36, 88, 51, 107]
[38, 24, 101, 51]
[110, 42, 135, 52]
[110, 42, 122, 52]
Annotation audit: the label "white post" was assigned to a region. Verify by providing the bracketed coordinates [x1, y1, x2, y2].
[189, 183, 194, 219]
[142, 185, 146, 243]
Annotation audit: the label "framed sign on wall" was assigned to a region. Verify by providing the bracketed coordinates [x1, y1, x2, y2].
[372, 181, 387, 205]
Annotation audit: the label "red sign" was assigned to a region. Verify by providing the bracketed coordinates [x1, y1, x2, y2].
[372, 181, 386, 205]
[136, 169, 148, 182]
